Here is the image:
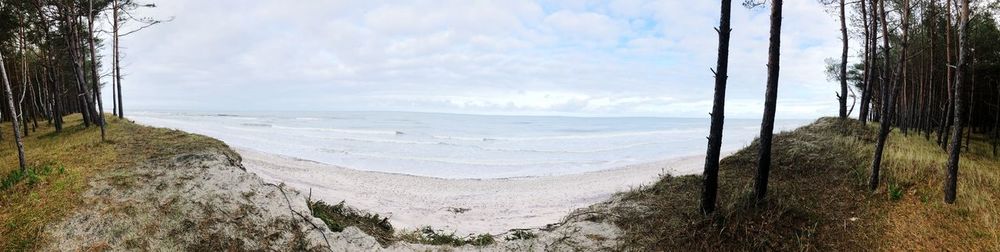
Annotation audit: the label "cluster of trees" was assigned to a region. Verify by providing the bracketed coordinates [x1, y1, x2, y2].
[0, 0, 161, 172]
[701, 0, 999, 214]
[837, 0, 999, 203]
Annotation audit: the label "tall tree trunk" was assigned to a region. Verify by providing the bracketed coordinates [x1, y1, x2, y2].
[870, 0, 900, 191]
[88, 0, 106, 141]
[64, 8, 97, 127]
[944, 0, 969, 204]
[114, 0, 124, 118]
[940, 0, 955, 149]
[859, 0, 873, 124]
[754, 0, 783, 202]
[0, 52, 28, 172]
[700, 0, 733, 215]
[838, 0, 849, 119]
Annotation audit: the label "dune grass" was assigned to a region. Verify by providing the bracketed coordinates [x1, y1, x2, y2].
[0, 114, 231, 250]
[611, 117, 999, 250]
[877, 129, 1000, 250]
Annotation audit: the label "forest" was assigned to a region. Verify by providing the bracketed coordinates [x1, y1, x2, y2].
[0, 0, 161, 171]
[701, 0, 1000, 212]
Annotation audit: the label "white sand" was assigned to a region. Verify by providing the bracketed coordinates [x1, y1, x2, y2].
[237, 147, 712, 235]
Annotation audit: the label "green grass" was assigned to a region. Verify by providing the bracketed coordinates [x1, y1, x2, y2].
[307, 200, 395, 245]
[0, 114, 232, 250]
[398, 226, 496, 247]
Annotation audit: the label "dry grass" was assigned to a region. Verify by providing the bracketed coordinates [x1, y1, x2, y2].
[611, 118, 882, 251]
[0, 114, 231, 250]
[877, 129, 1000, 251]
[611, 117, 1000, 251]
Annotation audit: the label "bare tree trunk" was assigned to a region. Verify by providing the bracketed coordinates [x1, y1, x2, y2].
[114, 0, 124, 118]
[754, 0, 783, 202]
[64, 7, 98, 127]
[944, 0, 969, 204]
[870, 0, 900, 191]
[940, 0, 955, 149]
[88, 0, 106, 141]
[838, 0, 849, 119]
[859, 0, 873, 124]
[700, 0, 733, 215]
[0, 52, 28, 172]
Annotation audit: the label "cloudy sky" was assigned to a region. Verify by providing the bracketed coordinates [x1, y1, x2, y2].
[105, 0, 852, 119]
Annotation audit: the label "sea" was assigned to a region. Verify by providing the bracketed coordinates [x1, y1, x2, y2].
[130, 111, 812, 179]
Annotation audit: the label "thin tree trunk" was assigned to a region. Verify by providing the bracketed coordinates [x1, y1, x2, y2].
[88, 0, 106, 141]
[114, 0, 124, 118]
[940, 0, 955, 149]
[700, 0, 733, 215]
[870, 0, 899, 191]
[860, 0, 873, 124]
[944, 0, 969, 204]
[838, 0, 849, 119]
[0, 52, 28, 172]
[754, 0, 783, 202]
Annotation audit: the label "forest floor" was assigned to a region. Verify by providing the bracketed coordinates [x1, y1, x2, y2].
[0, 115, 997, 251]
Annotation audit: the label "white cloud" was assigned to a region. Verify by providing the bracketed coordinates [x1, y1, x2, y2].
[105, 0, 847, 119]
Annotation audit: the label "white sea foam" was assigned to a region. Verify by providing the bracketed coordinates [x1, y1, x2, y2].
[131, 111, 811, 179]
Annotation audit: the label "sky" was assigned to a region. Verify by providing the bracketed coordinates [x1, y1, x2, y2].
[102, 0, 854, 119]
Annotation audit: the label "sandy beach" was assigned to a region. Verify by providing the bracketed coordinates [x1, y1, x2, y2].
[238, 147, 712, 234]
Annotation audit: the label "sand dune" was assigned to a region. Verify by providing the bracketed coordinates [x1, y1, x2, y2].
[238, 147, 712, 234]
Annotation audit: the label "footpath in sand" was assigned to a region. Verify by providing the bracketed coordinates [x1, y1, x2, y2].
[237, 147, 711, 234]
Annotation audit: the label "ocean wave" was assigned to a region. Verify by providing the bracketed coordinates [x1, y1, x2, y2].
[241, 123, 273, 127]
[316, 135, 659, 154]
[430, 129, 702, 142]
[318, 148, 607, 166]
[271, 125, 403, 135]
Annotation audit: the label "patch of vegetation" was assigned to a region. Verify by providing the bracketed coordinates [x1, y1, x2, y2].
[307, 200, 395, 246]
[505, 229, 537, 241]
[888, 183, 904, 201]
[399, 227, 495, 247]
[608, 117, 1000, 251]
[1, 164, 63, 191]
[609, 118, 882, 251]
[0, 114, 234, 250]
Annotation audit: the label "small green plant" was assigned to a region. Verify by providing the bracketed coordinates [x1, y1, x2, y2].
[505, 229, 537, 241]
[401, 226, 496, 247]
[888, 183, 904, 201]
[1, 165, 58, 191]
[308, 200, 395, 245]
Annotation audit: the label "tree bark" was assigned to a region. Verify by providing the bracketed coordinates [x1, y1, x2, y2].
[838, 0, 849, 119]
[114, 0, 124, 118]
[0, 52, 28, 172]
[859, 0, 874, 124]
[88, 0, 106, 141]
[754, 0, 783, 202]
[870, 0, 899, 191]
[700, 0, 733, 215]
[944, 0, 969, 204]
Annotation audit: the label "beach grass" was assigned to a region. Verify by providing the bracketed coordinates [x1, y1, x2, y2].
[611, 117, 999, 250]
[0, 114, 231, 250]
